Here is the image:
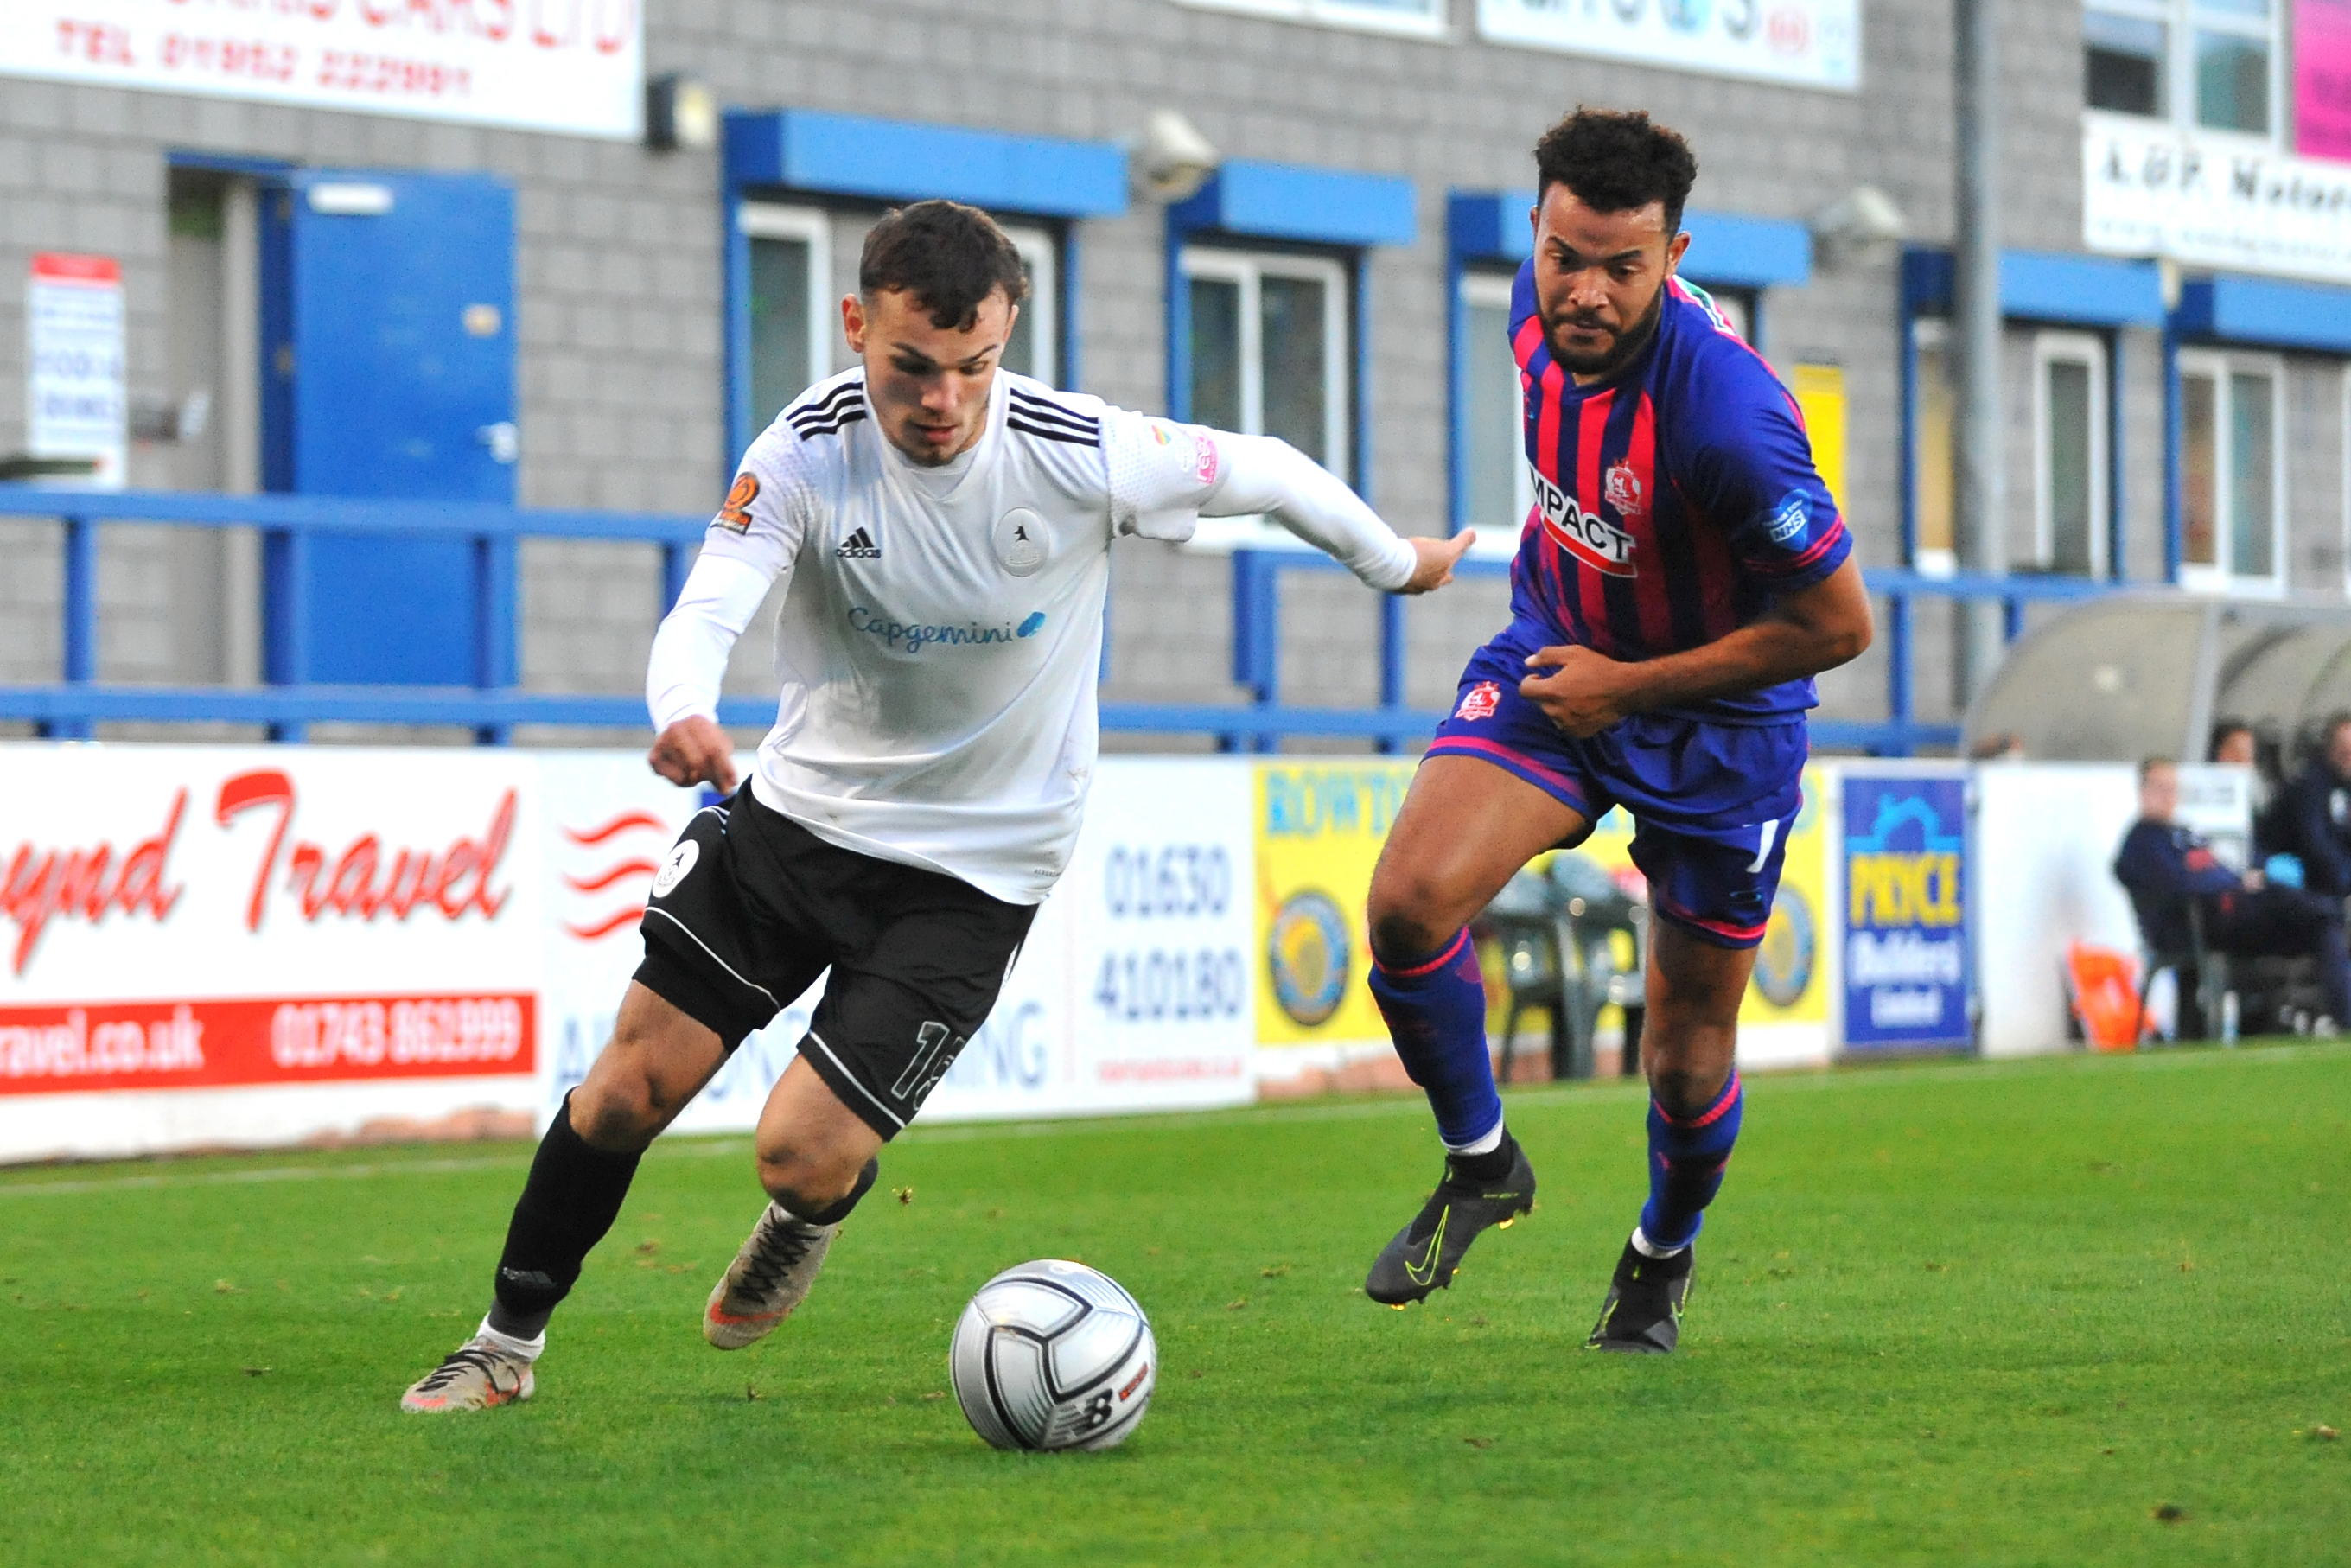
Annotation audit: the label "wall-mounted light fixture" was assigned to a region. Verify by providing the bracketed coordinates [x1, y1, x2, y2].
[646, 73, 718, 152]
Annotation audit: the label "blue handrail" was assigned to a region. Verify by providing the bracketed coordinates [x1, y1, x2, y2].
[0, 486, 2126, 755]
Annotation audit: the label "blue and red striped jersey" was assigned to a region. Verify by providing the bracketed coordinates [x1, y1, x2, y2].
[1507, 260, 1851, 722]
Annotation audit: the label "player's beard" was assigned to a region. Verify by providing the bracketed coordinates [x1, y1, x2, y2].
[1543, 281, 1666, 379]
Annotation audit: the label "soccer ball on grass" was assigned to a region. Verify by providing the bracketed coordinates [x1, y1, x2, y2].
[949, 1259, 1156, 1451]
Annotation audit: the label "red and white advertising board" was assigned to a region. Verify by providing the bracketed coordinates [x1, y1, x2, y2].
[1, 744, 1256, 1163]
[0, 745, 543, 1162]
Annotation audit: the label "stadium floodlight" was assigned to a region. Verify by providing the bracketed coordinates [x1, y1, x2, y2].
[1809, 185, 1908, 270]
[1129, 109, 1220, 203]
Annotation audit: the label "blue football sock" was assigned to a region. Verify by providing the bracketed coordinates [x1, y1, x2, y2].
[1637, 1071, 1743, 1252]
[1368, 929, 1501, 1150]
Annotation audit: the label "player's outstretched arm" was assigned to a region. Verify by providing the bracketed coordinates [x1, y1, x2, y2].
[1519, 556, 1873, 737]
[644, 551, 782, 793]
[1202, 431, 1468, 596]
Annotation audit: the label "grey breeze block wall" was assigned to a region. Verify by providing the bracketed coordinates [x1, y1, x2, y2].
[0, 0, 2106, 743]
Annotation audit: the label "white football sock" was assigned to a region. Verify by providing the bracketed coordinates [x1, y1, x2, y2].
[1629, 1226, 1689, 1259]
[1445, 1119, 1506, 1157]
[475, 1315, 545, 1361]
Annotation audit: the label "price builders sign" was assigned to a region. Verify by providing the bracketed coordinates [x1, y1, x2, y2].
[6, 1, 642, 140]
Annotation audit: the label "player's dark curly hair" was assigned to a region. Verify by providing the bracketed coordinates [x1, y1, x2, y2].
[859, 199, 1029, 332]
[1533, 108, 1698, 234]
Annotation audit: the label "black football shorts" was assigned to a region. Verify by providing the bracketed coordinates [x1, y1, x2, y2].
[632, 781, 1035, 1139]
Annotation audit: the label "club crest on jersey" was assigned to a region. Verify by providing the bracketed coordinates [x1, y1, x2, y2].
[992, 507, 1047, 577]
[1604, 460, 1645, 519]
[716, 472, 758, 533]
[1455, 680, 1502, 722]
[1531, 468, 1638, 577]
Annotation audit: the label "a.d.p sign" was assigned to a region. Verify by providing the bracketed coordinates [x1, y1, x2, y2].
[1842, 771, 1970, 1050]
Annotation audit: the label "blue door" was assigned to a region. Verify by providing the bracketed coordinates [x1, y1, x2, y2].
[260, 169, 516, 686]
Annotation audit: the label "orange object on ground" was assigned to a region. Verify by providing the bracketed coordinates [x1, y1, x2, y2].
[2065, 942, 2144, 1050]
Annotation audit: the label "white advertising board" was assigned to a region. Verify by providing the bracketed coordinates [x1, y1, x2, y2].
[2083, 112, 2351, 284]
[539, 757, 1260, 1137]
[1477, 0, 1859, 92]
[0, 744, 545, 1162]
[27, 253, 126, 489]
[3, 0, 642, 140]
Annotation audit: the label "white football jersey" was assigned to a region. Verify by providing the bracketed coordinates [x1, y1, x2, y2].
[698, 368, 1243, 905]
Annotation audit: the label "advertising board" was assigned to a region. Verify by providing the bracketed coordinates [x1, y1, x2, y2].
[26, 253, 125, 488]
[1558, 763, 1836, 1069]
[1477, 0, 1860, 92]
[2083, 110, 2351, 284]
[1840, 768, 1970, 1051]
[1252, 761, 1416, 1085]
[3, 0, 642, 140]
[2298, 0, 2351, 163]
[0, 744, 544, 1162]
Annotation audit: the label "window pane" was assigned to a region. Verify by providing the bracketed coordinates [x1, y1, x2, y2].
[1003, 256, 1038, 379]
[749, 236, 813, 421]
[1260, 274, 1330, 464]
[1915, 338, 1955, 557]
[2046, 359, 2095, 574]
[2085, 11, 2168, 116]
[1464, 296, 1522, 531]
[1188, 277, 1243, 433]
[2193, 0, 2267, 19]
[2230, 371, 2275, 577]
[2182, 373, 2219, 567]
[1316, 0, 1440, 17]
[2197, 32, 2271, 132]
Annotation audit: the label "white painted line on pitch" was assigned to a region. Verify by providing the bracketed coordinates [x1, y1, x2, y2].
[1, 1041, 2339, 1198]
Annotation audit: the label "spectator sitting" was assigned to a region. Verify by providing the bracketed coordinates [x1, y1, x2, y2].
[2272, 713, 2351, 896]
[2115, 756, 2350, 1031]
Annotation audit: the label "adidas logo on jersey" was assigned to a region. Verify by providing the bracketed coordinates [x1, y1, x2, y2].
[837, 527, 881, 559]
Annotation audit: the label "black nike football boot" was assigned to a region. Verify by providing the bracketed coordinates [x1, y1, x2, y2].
[1364, 1136, 1537, 1306]
[1585, 1235, 1695, 1354]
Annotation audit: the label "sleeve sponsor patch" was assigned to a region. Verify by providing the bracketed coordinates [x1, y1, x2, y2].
[1192, 430, 1220, 488]
[1765, 490, 1809, 545]
[715, 472, 759, 533]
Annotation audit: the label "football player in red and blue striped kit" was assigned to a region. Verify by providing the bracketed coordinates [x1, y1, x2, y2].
[1360, 109, 1874, 1352]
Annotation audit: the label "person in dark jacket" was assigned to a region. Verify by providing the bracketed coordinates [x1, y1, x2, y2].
[2271, 714, 2351, 896]
[2115, 756, 2350, 1029]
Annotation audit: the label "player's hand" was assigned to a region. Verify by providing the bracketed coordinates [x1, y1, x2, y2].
[1520, 644, 1632, 738]
[1396, 532, 1475, 595]
[648, 715, 737, 793]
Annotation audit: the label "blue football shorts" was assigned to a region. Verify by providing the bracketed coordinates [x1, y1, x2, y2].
[1425, 628, 1808, 949]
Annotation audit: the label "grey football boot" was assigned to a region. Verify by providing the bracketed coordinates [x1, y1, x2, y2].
[1365, 1136, 1538, 1306]
[704, 1201, 842, 1350]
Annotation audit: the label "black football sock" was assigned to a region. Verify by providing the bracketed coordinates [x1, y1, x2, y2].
[485, 1092, 643, 1341]
[779, 1157, 880, 1227]
[1449, 1130, 1520, 1184]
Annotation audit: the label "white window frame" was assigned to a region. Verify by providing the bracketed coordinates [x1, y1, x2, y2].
[1172, 0, 1449, 40]
[2177, 347, 2286, 596]
[1001, 222, 1059, 387]
[2083, 0, 2286, 143]
[1458, 269, 1531, 560]
[1909, 316, 1958, 578]
[1177, 245, 1352, 553]
[738, 201, 832, 395]
[2032, 330, 2111, 576]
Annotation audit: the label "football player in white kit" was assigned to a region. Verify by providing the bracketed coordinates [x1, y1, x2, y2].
[402, 200, 1473, 1410]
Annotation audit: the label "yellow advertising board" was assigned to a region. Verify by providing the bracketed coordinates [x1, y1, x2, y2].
[1252, 760, 1418, 1053]
[1559, 762, 1832, 1035]
[1250, 759, 1832, 1066]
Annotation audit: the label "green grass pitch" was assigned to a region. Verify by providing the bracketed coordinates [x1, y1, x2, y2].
[4, 1042, 2347, 1566]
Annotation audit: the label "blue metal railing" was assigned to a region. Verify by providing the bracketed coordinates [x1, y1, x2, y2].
[0, 487, 2125, 755]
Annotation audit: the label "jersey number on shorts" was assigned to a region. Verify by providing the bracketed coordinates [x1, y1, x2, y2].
[891, 1020, 966, 1104]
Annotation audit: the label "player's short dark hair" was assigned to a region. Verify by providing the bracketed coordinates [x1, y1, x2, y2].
[1532, 108, 1699, 235]
[859, 200, 1029, 332]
